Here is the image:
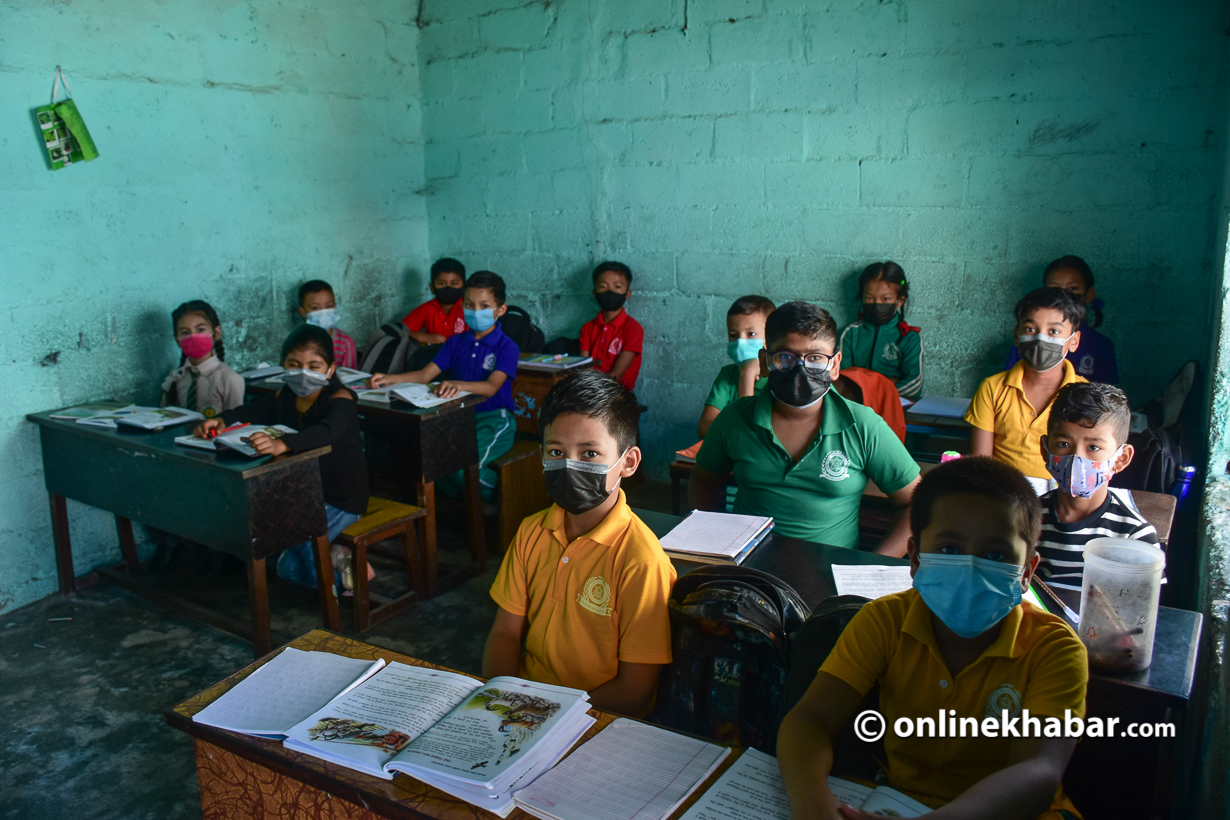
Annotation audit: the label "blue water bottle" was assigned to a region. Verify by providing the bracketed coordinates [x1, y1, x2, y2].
[1171, 464, 1196, 507]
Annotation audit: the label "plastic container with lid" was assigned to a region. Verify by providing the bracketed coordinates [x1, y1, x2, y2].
[1077, 538, 1166, 673]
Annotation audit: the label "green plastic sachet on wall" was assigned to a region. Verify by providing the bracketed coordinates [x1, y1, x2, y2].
[35, 66, 99, 170]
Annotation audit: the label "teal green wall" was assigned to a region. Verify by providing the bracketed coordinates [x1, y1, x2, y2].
[418, 0, 1229, 478]
[0, 0, 428, 612]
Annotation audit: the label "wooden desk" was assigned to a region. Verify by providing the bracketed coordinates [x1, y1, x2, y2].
[27, 410, 335, 657]
[248, 380, 488, 596]
[166, 629, 735, 820]
[511, 354, 593, 436]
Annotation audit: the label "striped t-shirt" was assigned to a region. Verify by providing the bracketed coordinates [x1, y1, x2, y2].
[1036, 488, 1159, 590]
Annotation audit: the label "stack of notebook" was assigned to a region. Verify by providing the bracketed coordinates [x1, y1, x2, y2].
[659, 511, 774, 565]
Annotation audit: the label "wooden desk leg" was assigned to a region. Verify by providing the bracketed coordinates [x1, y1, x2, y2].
[247, 558, 272, 658]
[464, 463, 487, 572]
[312, 534, 341, 631]
[417, 481, 438, 597]
[49, 493, 76, 596]
[115, 515, 139, 573]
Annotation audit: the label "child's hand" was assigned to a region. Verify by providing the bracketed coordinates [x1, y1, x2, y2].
[194, 418, 225, 439]
[423, 333, 446, 345]
[837, 806, 881, 820]
[244, 431, 289, 456]
[434, 380, 462, 398]
[368, 373, 391, 389]
[739, 356, 760, 373]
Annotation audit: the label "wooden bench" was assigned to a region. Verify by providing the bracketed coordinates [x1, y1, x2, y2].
[492, 440, 552, 550]
[335, 497, 429, 631]
[1129, 489, 1176, 548]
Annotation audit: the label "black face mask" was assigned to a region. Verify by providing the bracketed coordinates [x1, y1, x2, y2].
[595, 291, 627, 312]
[862, 303, 897, 326]
[767, 363, 832, 408]
[542, 454, 624, 515]
[433, 286, 463, 306]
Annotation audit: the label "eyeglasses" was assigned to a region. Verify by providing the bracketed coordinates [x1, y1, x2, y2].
[768, 350, 835, 372]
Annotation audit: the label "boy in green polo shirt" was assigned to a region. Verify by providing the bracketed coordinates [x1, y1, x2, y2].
[690, 301, 921, 555]
[697, 295, 776, 438]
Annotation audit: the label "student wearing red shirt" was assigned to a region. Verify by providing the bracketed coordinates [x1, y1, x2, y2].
[402, 257, 468, 344]
[579, 261, 644, 390]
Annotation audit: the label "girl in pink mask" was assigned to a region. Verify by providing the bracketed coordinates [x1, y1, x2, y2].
[159, 300, 244, 419]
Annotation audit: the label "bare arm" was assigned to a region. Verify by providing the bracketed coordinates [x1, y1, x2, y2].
[736, 359, 760, 397]
[919, 737, 1077, 820]
[369, 362, 440, 389]
[481, 607, 528, 679]
[688, 465, 730, 513]
[970, 427, 994, 457]
[875, 475, 920, 558]
[778, 671, 867, 820]
[437, 369, 508, 399]
[697, 405, 721, 439]
[409, 330, 446, 345]
[607, 350, 638, 381]
[588, 662, 662, 716]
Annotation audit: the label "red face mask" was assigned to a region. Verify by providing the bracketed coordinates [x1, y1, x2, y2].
[178, 332, 214, 360]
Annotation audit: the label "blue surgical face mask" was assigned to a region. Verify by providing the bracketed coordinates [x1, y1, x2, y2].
[913, 553, 1024, 639]
[465, 307, 497, 333]
[306, 308, 341, 331]
[727, 338, 764, 364]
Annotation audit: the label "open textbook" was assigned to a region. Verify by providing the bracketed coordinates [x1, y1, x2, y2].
[680, 747, 930, 819]
[75, 405, 203, 430]
[175, 424, 296, 457]
[354, 383, 472, 408]
[193, 648, 593, 817]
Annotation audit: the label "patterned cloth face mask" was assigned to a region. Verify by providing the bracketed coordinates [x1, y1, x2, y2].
[1044, 440, 1122, 498]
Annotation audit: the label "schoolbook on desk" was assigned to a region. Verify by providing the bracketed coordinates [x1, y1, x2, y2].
[518, 354, 593, 371]
[512, 717, 729, 820]
[76, 405, 203, 430]
[193, 647, 594, 817]
[352, 383, 471, 408]
[681, 747, 930, 818]
[659, 511, 773, 565]
[174, 424, 296, 457]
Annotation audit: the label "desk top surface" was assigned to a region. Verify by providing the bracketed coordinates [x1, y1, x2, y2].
[636, 508, 1202, 702]
[246, 379, 483, 420]
[167, 629, 732, 820]
[27, 409, 330, 479]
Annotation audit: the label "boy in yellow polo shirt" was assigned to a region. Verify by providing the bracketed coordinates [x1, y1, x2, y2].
[483, 370, 675, 716]
[778, 457, 1087, 819]
[966, 287, 1088, 492]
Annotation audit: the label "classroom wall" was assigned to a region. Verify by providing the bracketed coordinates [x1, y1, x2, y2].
[418, 0, 1230, 475]
[0, 0, 428, 613]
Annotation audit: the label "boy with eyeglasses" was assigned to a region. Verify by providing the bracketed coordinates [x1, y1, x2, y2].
[689, 301, 920, 556]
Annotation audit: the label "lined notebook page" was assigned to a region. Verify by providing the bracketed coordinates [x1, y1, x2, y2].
[193, 647, 383, 735]
[830, 565, 913, 599]
[513, 718, 729, 820]
[660, 512, 772, 559]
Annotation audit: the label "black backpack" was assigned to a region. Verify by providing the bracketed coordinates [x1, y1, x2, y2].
[360, 322, 417, 376]
[1112, 360, 1198, 494]
[499, 305, 546, 354]
[655, 566, 810, 753]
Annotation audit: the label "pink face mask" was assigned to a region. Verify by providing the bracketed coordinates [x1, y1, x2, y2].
[178, 332, 214, 360]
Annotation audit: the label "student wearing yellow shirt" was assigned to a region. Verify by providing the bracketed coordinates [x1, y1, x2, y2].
[483, 370, 675, 717]
[965, 287, 1087, 489]
[778, 457, 1087, 820]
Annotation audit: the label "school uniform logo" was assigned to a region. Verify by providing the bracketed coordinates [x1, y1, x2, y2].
[577, 576, 613, 616]
[455, 318, 466, 333]
[882, 342, 899, 361]
[483, 353, 496, 371]
[1078, 354, 1095, 375]
[985, 683, 1022, 719]
[820, 450, 851, 481]
[202, 406, 218, 418]
[607, 337, 623, 357]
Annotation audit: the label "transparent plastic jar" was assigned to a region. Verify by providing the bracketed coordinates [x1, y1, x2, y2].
[1078, 538, 1166, 673]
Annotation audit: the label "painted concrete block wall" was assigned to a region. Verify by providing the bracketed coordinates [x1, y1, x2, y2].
[0, 0, 428, 613]
[418, 0, 1230, 477]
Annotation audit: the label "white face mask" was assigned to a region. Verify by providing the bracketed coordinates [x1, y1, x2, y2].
[283, 368, 330, 397]
[306, 308, 341, 331]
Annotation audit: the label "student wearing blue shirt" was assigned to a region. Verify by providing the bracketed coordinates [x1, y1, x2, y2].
[1005, 255, 1118, 384]
[371, 271, 520, 500]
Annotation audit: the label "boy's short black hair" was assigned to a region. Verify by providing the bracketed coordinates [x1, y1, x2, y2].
[465, 270, 506, 306]
[1014, 286, 1085, 331]
[281, 324, 335, 367]
[540, 370, 639, 453]
[592, 261, 633, 287]
[1048, 382, 1131, 445]
[910, 457, 1043, 558]
[727, 295, 776, 318]
[298, 279, 334, 306]
[431, 257, 466, 280]
[1043, 255, 1094, 289]
[765, 301, 838, 349]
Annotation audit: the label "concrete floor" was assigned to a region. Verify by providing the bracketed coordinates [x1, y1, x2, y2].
[0, 479, 674, 820]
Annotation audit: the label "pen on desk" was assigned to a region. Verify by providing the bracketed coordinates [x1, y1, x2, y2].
[207, 422, 248, 440]
[1033, 578, 1080, 624]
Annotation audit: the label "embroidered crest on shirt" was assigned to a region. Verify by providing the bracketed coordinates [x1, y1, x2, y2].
[985, 683, 1022, 719]
[577, 576, 613, 616]
[202, 406, 218, 418]
[483, 352, 496, 371]
[1078, 354, 1095, 375]
[607, 337, 623, 357]
[882, 342, 899, 361]
[820, 450, 850, 481]
[455, 317, 465, 333]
